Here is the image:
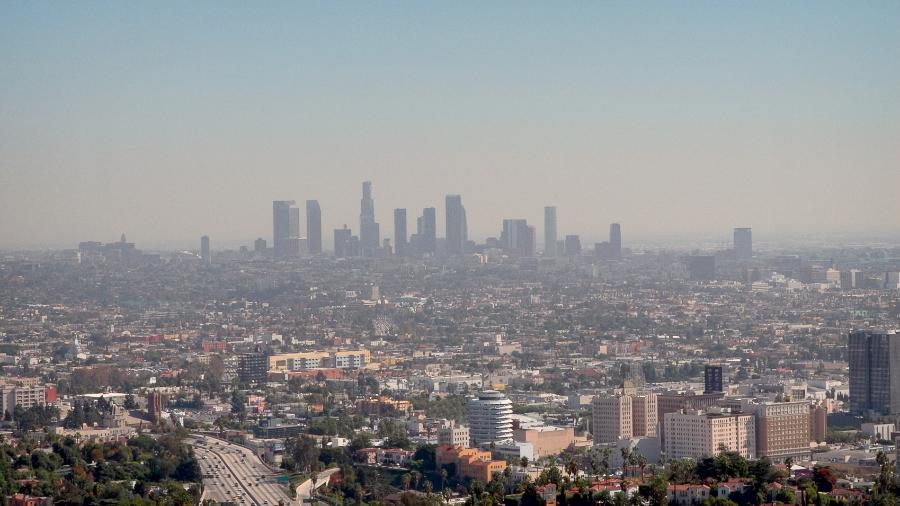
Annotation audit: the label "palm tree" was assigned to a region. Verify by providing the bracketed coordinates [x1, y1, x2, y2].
[566, 459, 579, 480]
[620, 447, 632, 478]
[601, 447, 612, 479]
[636, 454, 647, 481]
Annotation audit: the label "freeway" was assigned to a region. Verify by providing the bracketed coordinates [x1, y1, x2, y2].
[188, 435, 292, 506]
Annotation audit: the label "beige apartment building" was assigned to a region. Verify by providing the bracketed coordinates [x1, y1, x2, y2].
[438, 422, 471, 447]
[663, 409, 756, 460]
[1, 385, 47, 419]
[592, 383, 657, 444]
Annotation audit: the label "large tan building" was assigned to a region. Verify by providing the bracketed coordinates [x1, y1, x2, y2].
[748, 401, 811, 462]
[592, 384, 657, 444]
[268, 350, 370, 371]
[657, 391, 725, 443]
[663, 409, 756, 460]
[1, 385, 47, 420]
[513, 426, 576, 458]
[810, 402, 827, 443]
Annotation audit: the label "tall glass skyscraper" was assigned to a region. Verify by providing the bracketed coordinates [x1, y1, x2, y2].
[849, 330, 900, 415]
[445, 195, 467, 255]
[393, 208, 407, 256]
[544, 206, 557, 257]
[734, 227, 752, 260]
[273, 200, 300, 257]
[359, 181, 379, 256]
[306, 200, 322, 255]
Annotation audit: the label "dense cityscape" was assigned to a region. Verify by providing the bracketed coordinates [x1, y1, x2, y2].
[1, 180, 899, 506]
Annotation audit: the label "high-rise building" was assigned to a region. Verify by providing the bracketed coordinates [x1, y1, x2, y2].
[394, 208, 407, 256]
[746, 400, 811, 462]
[663, 409, 756, 460]
[810, 402, 828, 443]
[610, 223, 622, 259]
[147, 391, 164, 423]
[687, 255, 716, 281]
[848, 330, 900, 415]
[734, 227, 752, 260]
[564, 235, 581, 257]
[501, 219, 535, 257]
[467, 390, 513, 446]
[704, 365, 723, 394]
[592, 384, 657, 444]
[306, 200, 322, 255]
[657, 391, 726, 444]
[200, 235, 210, 264]
[592, 394, 632, 443]
[544, 207, 557, 257]
[359, 181, 380, 256]
[445, 195, 467, 255]
[254, 238, 267, 253]
[334, 226, 352, 258]
[239, 350, 269, 385]
[273, 200, 300, 257]
[421, 207, 437, 254]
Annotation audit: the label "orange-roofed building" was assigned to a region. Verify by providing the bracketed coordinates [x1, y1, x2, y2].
[435, 445, 507, 483]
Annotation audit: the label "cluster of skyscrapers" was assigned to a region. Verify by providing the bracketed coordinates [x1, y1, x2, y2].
[258, 181, 623, 260]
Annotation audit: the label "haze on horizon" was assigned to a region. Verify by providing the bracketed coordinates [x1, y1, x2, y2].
[1, 2, 899, 251]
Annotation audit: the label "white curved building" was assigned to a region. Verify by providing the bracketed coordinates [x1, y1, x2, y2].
[467, 390, 513, 446]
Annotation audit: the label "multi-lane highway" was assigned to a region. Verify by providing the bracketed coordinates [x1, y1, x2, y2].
[189, 435, 292, 506]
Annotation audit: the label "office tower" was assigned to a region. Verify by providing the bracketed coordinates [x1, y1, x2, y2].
[610, 223, 622, 259]
[687, 255, 716, 280]
[747, 400, 811, 462]
[734, 227, 752, 260]
[334, 226, 352, 258]
[500, 219, 535, 257]
[467, 390, 513, 446]
[445, 194, 467, 255]
[564, 235, 581, 257]
[359, 181, 380, 256]
[306, 200, 322, 255]
[664, 409, 756, 460]
[238, 350, 268, 385]
[254, 238, 266, 253]
[704, 365, 723, 394]
[848, 330, 900, 415]
[394, 208, 407, 256]
[421, 207, 437, 254]
[544, 206, 557, 257]
[200, 235, 210, 264]
[273, 200, 300, 257]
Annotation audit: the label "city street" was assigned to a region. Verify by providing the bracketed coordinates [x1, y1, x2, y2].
[189, 435, 292, 506]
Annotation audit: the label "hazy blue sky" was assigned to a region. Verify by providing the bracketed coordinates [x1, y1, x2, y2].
[2, 2, 899, 250]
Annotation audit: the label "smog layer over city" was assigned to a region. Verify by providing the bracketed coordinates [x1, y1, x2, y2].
[1, 3, 899, 506]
